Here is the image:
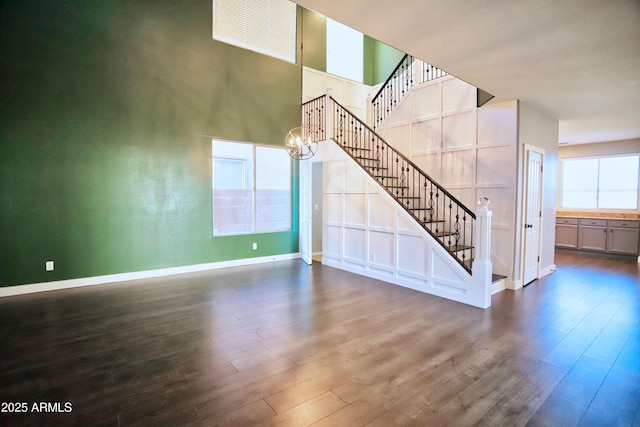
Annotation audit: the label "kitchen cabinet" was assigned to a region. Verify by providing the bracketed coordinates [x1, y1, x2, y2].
[555, 218, 578, 248]
[578, 219, 607, 251]
[556, 217, 639, 256]
[607, 220, 640, 255]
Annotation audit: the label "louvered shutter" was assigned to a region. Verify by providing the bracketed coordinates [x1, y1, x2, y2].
[213, 0, 297, 63]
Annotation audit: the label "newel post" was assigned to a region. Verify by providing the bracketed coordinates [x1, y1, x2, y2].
[366, 92, 374, 129]
[471, 197, 492, 308]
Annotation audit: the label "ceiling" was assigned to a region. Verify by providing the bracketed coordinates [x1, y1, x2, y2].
[294, 0, 640, 145]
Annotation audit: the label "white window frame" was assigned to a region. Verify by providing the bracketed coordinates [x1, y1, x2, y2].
[212, 140, 292, 236]
[560, 154, 640, 210]
[212, 0, 297, 63]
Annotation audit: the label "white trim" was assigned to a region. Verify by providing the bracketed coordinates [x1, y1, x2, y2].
[491, 278, 506, 295]
[0, 253, 301, 298]
[508, 278, 523, 290]
[540, 264, 556, 278]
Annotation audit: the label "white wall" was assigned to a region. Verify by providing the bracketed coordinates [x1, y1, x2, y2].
[311, 162, 323, 254]
[517, 100, 559, 285]
[375, 76, 519, 280]
[303, 67, 369, 120]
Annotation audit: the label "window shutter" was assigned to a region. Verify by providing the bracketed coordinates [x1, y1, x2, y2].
[213, 0, 297, 63]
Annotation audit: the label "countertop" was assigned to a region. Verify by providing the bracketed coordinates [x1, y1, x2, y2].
[556, 211, 640, 220]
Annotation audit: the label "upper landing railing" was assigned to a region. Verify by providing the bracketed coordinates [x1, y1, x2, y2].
[371, 54, 448, 129]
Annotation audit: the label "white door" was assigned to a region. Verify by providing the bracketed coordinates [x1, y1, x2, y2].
[299, 159, 313, 265]
[311, 162, 324, 258]
[523, 149, 543, 285]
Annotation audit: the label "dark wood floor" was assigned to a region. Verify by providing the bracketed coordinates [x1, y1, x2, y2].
[1, 250, 639, 426]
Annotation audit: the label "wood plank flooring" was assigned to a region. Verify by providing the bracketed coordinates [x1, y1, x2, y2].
[1, 250, 639, 426]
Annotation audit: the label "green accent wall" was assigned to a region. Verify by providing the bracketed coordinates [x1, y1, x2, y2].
[0, 0, 302, 287]
[363, 36, 374, 85]
[301, 8, 326, 72]
[364, 37, 405, 86]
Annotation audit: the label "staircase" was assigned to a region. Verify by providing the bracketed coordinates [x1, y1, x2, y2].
[303, 94, 476, 273]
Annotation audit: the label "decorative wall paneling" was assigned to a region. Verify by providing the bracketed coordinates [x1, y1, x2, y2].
[317, 140, 485, 307]
[375, 76, 518, 280]
[303, 67, 369, 121]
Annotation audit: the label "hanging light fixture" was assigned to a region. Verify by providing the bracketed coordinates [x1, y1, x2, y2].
[284, 11, 318, 161]
[285, 126, 317, 160]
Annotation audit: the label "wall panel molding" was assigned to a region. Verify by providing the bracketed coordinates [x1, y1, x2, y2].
[316, 140, 489, 307]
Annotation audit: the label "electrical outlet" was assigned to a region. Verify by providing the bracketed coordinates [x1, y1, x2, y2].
[45, 261, 54, 271]
[252, 242, 257, 250]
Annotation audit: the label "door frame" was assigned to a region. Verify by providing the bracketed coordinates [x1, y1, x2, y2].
[299, 157, 313, 265]
[519, 144, 545, 287]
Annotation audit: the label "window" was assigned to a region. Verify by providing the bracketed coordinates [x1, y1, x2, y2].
[326, 18, 363, 82]
[212, 0, 297, 63]
[561, 155, 639, 210]
[212, 140, 291, 235]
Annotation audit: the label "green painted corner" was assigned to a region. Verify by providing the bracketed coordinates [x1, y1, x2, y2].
[364, 37, 405, 86]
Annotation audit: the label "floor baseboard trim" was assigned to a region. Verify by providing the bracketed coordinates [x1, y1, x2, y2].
[540, 264, 556, 278]
[491, 278, 506, 295]
[0, 253, 301, 298]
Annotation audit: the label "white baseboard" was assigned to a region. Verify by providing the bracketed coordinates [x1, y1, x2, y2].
[540, 264, 556, 278]
[491, 278, 506, 295]
[0, 253, 301, 298]
[507, 279, 522, 290]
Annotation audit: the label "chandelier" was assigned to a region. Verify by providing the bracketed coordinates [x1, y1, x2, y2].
[285, 126, 317, 160]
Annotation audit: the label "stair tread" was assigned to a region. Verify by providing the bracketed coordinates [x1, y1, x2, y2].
[436, 230, 459, 237]
[449, 245, 473, 252]
[342, 145, 371, 151]
[343, 146, 372, 151]
[492, 274, 506, 283]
